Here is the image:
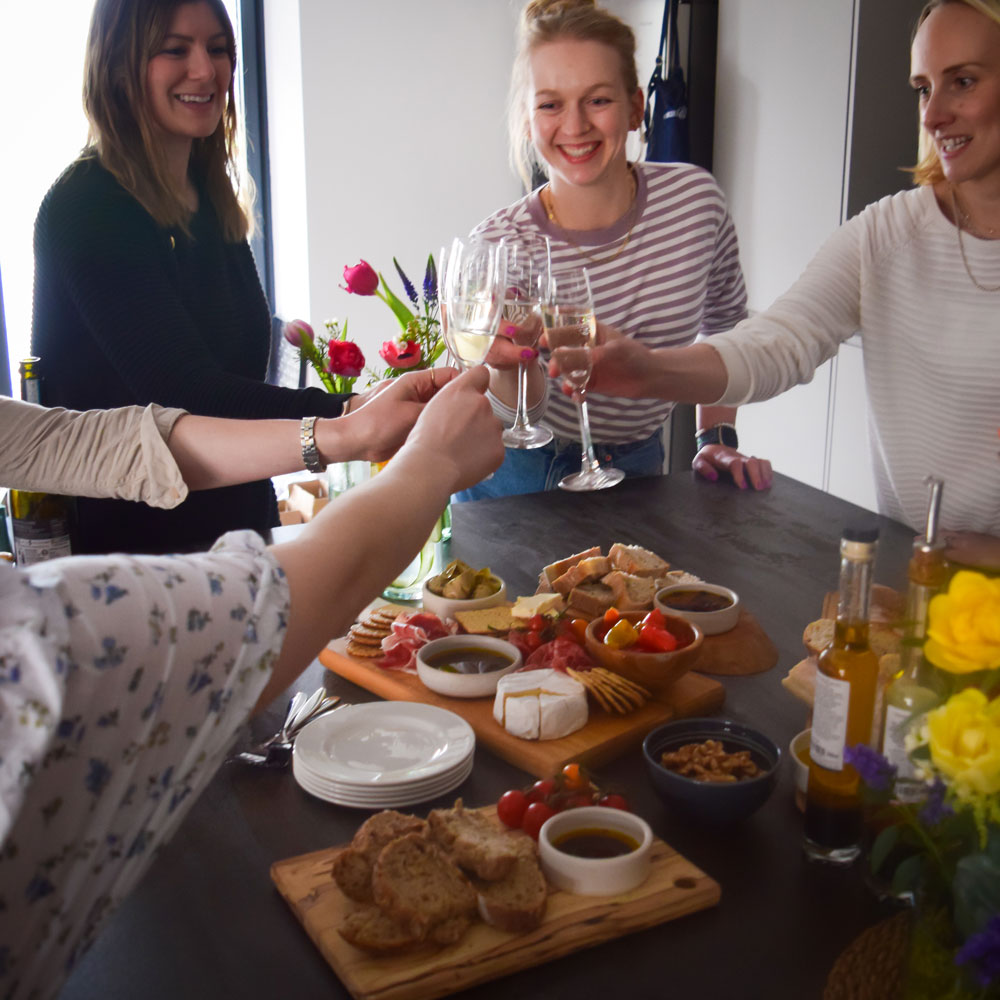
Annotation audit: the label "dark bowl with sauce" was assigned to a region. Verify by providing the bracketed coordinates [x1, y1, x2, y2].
[654, 582, 741, 635]
[415, 635, 522, 698]
[642, 718, 780, 825]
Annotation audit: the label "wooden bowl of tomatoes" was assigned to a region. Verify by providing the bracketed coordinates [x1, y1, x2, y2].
[584, 608, 703, 696]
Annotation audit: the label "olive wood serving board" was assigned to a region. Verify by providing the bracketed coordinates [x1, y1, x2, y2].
[319, 639, 725, 778]
[689, 609, 779, 676]
[271, 812, 721, 1000]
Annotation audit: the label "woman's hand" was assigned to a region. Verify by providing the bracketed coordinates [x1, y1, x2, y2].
[323, 367, 459, 463]
[548, 331, 649, 398]
[693, 445, 773, 491]
[942, 530, 1000, 572]
[484, 316, 546, 409]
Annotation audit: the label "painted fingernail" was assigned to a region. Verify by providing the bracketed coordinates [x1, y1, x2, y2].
[520, 348, 538, 360]
[505, 325, 517, 336]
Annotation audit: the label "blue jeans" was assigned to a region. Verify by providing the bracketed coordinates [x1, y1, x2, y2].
[455, 431, 665, 501]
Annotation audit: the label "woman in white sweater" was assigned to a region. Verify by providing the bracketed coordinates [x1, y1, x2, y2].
[578, 0, 1000, 565]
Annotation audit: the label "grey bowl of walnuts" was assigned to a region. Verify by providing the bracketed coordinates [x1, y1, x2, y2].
[642, 718, 780, 825]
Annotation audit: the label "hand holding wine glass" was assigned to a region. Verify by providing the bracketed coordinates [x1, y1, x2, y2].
[542, 267, 625, 492]
[441, 237, 506, 370]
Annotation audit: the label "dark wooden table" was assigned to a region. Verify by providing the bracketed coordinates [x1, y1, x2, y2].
[60, 472, 914, 1000]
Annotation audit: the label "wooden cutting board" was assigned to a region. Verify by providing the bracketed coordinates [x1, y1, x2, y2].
[320, 640, 725, 778]
[690, 610, 778, 676]
[271, 821, 720, 1000]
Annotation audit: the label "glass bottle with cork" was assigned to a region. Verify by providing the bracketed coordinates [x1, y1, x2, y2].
[7, 357, 73, 565]
[881, 478, 949, 801]
[803, 524, 881, 865]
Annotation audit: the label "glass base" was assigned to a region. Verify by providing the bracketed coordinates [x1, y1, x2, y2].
[502, 422, 554, 449]
[558, 465, 625, 492]
[801, 837, 860, 866]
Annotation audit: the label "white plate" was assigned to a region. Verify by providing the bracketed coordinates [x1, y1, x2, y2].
[293, 702, 475, 786]
[292, 753, 473, 808]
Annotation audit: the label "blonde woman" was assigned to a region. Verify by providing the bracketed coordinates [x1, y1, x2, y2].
[31, 0, 357, 555]
[585, 0, 1000, 564]
[458, 0, 772, 499]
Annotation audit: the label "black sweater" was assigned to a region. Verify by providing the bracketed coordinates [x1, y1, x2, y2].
[31, 156, 346, 554]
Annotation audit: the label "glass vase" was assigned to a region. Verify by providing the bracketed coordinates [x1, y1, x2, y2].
[382, 506, 450, 601]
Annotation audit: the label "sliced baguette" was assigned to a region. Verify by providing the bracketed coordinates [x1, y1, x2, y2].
[333, 810, 428, 902]
[427, 799, 535, 881]
[567, 580, 616, 618]
[552, 556, 612, 596]
[537, 546, 602, 592]
[602, 571, 657, 612]
[802, 618, 901, 658]
[608, 543, 670, 579]
[474, 855, 548, 932]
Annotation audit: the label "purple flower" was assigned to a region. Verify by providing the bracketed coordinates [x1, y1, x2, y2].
[918, 777, 954, 826]
[956, 915, 1000, 988]
[423, 253, 438, 306]
[393, 258, 418, 305]
[844, 744, 897, 791]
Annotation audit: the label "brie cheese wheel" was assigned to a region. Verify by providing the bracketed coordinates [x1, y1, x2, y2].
[493, 669, 588, 741]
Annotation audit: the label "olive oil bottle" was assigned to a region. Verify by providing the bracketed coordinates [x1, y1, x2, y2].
[881, 480, 948, 801]
[803, 525, 880, 865]
[8, 357, 73, 565]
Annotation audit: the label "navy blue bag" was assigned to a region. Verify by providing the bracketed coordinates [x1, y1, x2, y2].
[644, 0, 690, 163]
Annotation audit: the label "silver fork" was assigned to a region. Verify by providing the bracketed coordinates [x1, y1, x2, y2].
[229, 689, 342, 768]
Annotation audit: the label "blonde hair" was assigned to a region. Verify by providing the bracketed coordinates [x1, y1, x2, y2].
[82, 0, 251, 241]
[508, 0, 639, 189]
[912, 0, 1000, 185]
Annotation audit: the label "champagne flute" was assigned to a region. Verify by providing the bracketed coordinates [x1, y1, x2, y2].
[542, 267, 625, 492]
[441, 237, 506, 370]
[498, 234, 553, 449]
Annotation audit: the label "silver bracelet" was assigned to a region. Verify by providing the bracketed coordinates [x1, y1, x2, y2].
[300, 415, 326, 473]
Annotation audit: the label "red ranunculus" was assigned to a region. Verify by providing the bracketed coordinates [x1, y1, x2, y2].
[379, 338, 422, 369]
[327, 339, 365, 378]
[283, 318, 314, 347]
[341, 260, 380, 296]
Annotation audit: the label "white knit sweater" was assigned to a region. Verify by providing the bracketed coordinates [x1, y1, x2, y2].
[710, 185, 1000, 535]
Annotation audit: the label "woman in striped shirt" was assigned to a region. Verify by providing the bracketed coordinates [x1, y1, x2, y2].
[456, 0, 772, 501]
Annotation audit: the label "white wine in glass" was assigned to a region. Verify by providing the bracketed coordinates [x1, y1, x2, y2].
[542, 267, 624, 492]
[441, 237, 506, 371]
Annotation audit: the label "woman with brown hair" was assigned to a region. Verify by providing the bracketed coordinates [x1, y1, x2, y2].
[458, 0, 772, 499]
[583, 0, 1000, 564]
[31, 0, 353, 555]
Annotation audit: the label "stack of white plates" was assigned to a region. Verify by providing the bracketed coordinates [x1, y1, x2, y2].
[291, 702, 475, 809]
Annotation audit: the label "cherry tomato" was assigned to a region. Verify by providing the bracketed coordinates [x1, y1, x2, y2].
[603, 607, 621, 626]
[521, 801, 557, 840]
[561, 762, 589, 792]
[597, 792, 630, 811]
[558, 792, 595, 810]
[636, 623, 678, 652]
[639, 608, 666, 630]
[522, 630, 544, 652]
[496, 789, 528, 829]
[528, 614, 547, 632]
[526, 778, 557, 804]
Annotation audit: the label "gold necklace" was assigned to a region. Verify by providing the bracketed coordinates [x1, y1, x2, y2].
[542, 167, 638, 266]
[951, 186, 1000, 292]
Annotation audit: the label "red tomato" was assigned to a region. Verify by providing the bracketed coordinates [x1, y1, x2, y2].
[558, 792, 595, 810]
[526, 778, 557, 804]
[639, 608, 666, 630]
[597, 792, 630, 811]
[528, 614, 547, 632]
[521, 630, 544, 652]
[521, 801, 557, 840]
[496, 789, 528, 829]
[637, 623, 678, 652]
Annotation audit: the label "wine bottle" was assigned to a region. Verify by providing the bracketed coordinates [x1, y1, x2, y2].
[0, 496, 14, 564]
[8, 357, 73, 565]
[803, 525, 880, 865]
[881, 479, 948, 801]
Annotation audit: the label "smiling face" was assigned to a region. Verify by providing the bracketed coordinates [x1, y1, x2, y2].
[528, 38, 643, 194]
[145, 2, 233, 156]
[911, 2, 1000, 189]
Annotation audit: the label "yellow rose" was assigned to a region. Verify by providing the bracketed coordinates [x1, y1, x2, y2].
[926, 689, 1000, 797]
[924, 570, 1000, 674]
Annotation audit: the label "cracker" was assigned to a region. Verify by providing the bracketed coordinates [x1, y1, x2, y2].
[350, 624, 391, 641]
[347, 640, 385, 659]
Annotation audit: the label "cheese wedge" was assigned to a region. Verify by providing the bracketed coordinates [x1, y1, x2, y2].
[511, 593, 566, 619]
[493, 669, 588, 740]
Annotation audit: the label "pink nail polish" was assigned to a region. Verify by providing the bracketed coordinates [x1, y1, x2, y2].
[520, 348, 538, 360]
[505, 325, 517, 336]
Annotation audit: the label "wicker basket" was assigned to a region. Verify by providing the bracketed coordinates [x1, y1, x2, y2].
[823, 911, 912, 1000]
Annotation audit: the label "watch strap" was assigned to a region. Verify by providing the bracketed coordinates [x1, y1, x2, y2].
[300, 415, 326, 473]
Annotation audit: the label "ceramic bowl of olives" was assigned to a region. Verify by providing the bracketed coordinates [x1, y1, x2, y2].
[422, 560, 506, 622]
[654, 582, 740, 635]
[415, 635, 522, 698]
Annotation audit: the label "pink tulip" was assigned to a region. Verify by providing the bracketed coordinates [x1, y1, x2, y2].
[327, 339, 366, 378]
[341, 260, 380, 296]
[379, 338, 423, 370]
[283, 319, 315, 347]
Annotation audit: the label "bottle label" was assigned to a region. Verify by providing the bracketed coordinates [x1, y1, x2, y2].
[12, 517, 72, 566]
[883, 703, 926, 801]
[811, 672, 851, 771]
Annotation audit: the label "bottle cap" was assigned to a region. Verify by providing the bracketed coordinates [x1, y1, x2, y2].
[842, 524, 879, 544]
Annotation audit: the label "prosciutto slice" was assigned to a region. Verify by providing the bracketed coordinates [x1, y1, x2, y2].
[378, 611, 453, 671]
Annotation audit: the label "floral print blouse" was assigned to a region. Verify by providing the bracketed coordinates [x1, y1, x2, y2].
[0, 531, 289, 999]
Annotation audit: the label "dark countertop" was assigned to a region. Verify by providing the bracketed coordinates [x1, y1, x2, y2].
[60, 472, 914, 1000]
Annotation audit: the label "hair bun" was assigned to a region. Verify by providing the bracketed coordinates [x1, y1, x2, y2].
[523, 0, 598, 23]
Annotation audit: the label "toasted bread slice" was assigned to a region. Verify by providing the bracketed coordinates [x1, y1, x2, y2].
[538, 546, 602, 592]
[567, 580, 615, 618]
[608, 543, 670, 578]
[332, 847, 377, 903]
[333, 809, 428, 901]
[372, 834, 477, 937]
[338, 904, 423, 953]
[427, 799, 536, 881]
[602, 571, 656, 612]
[552, 556, 612, 596]
[802, 618, 901, 658]
[474, 855, 548, 932]
[453, 604, 515, 635]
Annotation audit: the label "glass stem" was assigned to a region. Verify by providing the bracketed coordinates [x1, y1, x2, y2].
[575, 391, 602, 475]
[511, 360, 529, 430]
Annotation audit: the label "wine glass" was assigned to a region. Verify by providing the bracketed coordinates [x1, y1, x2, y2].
[498, 234, 553, 449]
[542, 267, 625, 492]
[440, 237, 506, 370]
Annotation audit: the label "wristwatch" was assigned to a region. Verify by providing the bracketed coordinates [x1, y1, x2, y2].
[300, 415, 326, 473]
[695, 423, 739, 451]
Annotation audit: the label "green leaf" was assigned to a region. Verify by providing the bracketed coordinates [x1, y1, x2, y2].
[378, 276, 416, 330]
[953, 849, 1000, 939]
[891, 853, 925, 896]
[870, 825, 901, 875]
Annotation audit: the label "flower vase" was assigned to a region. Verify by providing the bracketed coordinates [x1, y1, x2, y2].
[382, 506, 450, 601]
[327, 460, 370, 496]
